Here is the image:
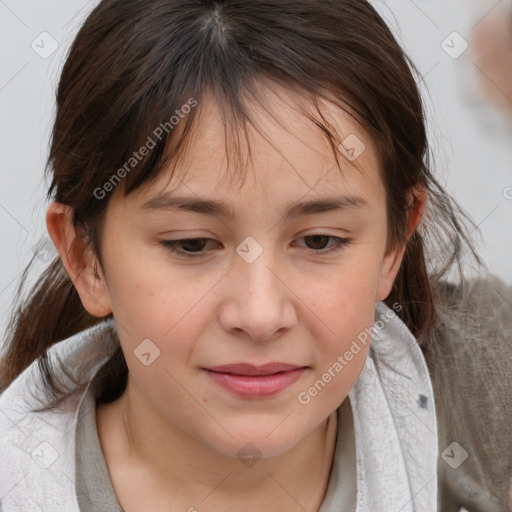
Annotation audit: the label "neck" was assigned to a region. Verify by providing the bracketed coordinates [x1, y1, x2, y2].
[97, 378, 339, 511]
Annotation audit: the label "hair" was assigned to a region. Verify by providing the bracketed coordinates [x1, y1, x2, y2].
[5, 0, 507, 506]
[0, 0, 480, 401]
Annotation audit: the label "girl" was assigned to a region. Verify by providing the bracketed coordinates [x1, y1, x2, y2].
[1, 1, 511, 511]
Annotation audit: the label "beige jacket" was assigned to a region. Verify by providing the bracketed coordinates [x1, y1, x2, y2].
[429, 275, 512, 511]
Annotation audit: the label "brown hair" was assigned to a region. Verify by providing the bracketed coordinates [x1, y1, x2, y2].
[0, 0, 479, 406]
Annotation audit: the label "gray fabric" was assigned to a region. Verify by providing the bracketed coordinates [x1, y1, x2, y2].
[74, 387, 357, 511]
[319, 396, 358, 511]
[75, 389, 124, 512]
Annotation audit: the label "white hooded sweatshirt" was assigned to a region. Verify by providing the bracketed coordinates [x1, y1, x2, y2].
[0, 301, 438, 512]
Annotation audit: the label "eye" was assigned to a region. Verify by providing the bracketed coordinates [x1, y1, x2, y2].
[161, 238, 220, 257]
[161, 235, 351, 257]
[294, 234, 352, 254]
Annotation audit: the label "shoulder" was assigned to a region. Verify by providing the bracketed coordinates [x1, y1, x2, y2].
[435, 273, 512, 326]
[0, 318, 118, 408]
[0, 320, 118, 512]
[427, 274, 512, 386]
[429, 274, 512, 394]
[426, 274, 512, 511]
[426, 273, 512, 404]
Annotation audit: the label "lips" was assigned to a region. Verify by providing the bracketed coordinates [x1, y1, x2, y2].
[205, 362, 304, 376]
[203, 363, 307, 398]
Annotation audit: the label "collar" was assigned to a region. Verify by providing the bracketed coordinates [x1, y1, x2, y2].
[347, 301, 438, 511]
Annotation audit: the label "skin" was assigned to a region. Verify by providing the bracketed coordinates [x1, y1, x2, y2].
[47, 85, 425, 511]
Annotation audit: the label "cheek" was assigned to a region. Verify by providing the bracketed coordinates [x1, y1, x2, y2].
[307, 254, 382, 336]
[315, 287, 374, 377]
[297, 258, 382, 402]
[103, 239, 215, 336]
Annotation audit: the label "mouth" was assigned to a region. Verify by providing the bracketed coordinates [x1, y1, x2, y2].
[202, 363, 307, 398]
[205, 362, 305, 376]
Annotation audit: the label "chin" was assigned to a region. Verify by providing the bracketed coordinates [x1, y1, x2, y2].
[208, 426, 304, 461]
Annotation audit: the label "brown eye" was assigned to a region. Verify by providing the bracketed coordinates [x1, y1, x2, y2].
[161, 238, 219, 256]
[296, 235, 352, 254]
[303, 235, 331, 250]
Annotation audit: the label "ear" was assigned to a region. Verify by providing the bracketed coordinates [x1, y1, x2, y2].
[376, 185, 427, 301]
[46, 201, 112, 317]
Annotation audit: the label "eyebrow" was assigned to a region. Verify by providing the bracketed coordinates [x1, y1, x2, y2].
[139, 193, 369, 219]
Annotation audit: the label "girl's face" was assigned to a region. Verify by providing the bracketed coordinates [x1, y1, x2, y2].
[86, 87, 405, 459]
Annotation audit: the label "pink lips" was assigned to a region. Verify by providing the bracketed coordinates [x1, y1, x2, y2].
[203, 363, 306, 398]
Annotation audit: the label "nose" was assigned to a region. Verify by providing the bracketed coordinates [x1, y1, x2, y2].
[219, 246, 297, 343]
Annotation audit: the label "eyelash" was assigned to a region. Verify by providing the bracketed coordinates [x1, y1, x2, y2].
[160, 235, 352, 258]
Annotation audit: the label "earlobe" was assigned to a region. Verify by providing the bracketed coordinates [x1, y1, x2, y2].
[46, 202, 112, 317]
[375, 244, 406, 302]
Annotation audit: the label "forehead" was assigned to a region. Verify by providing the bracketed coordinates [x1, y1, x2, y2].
[125, 84, 384, 210]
